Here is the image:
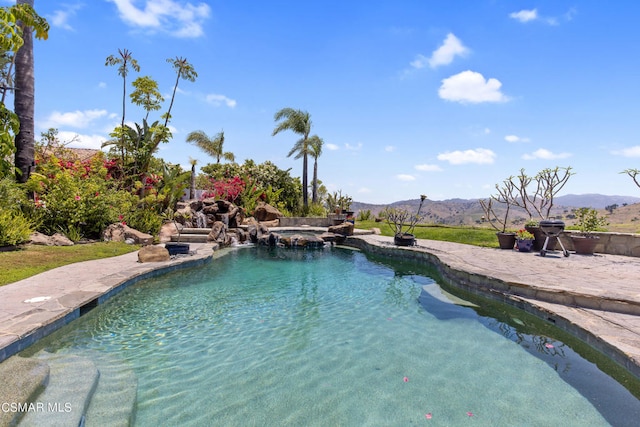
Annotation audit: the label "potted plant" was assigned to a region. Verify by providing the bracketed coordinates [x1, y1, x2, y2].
[515, 229, 535, 252]
[570, 207, 608, 255]
[383, 195, 427, 246]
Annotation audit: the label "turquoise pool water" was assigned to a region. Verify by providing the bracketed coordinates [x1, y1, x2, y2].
[31, 246, 640, 425]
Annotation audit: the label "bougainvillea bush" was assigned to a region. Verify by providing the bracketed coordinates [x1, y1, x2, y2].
[26, 153, 137, 239]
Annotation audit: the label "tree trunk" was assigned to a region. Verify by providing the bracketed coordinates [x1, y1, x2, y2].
[14, 0, 35, 183]
[312, 158, 318, 204]
[302, 152, 308, 209]
[190, 163, 196, 199]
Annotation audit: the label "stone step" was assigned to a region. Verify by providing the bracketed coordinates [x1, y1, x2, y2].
[84, 352, 138, 427]
[170, 234, 208, 243]
[0, 356, 50, 427]
[179, 228, 211, 235]
[20, 351, 99, 427]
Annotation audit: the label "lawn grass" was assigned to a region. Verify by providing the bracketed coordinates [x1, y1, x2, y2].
[355, 220, 500, 248]
[0, 242, 139, 287]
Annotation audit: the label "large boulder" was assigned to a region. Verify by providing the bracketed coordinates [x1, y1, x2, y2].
[254, 202, 282, 222]
[207, 221, 227, 243]
[328, 222, 354, 236]
[138, 245, 170, 262]
[158, 222, 180, 243]
[103, 223, 153, 245]
[51, 233, 74, 246]
[29, 232, 74, 246]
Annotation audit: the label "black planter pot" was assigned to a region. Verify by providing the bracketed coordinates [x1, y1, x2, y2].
[496, 232, 516, 250]
[394, 233, 416, 246]
[165, 242, 190, 255]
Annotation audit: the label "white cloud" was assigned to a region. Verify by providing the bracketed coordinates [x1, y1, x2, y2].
[439, 70, 509, 104]
[396, 174, 416, 181]
[612, 146, 640, 157]
[510, 9, 538, 23]
[42, 109, 109, 129]
[358, 187, 372, 194]
[428, 33, 469, 68]
[437, 148, 496, 165]
[522, 148, 572, 160]
[414, 164, 443, 172]
[505, 134, 530, 143]
[58, 131, 108, 150]
[325, 143, 339, 151]
[345, 143, 362, 151]
[206, 93, 237, 108]
[108, 0, 211, 38]
[98, 82, 107, 89]
[384, 145, 396, 152]
[409, 33, 468, 71]
[50, 4, 83, 31]
[410, 54, 429, 70]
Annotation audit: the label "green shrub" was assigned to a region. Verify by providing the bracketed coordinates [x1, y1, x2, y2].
[0, 209, 32, 246]
[124, 207, 163, 235]
[357, 209, 372, 221]
[26, 154, 135, 239]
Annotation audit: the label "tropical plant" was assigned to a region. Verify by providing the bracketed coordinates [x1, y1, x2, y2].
[357, 209, 372, 221]
[4, 1, 49, 182]
[308, 134, 323, 204]
[504, 166, 574, 221]
[325, 190, 352, 213]
[382, 195, 427, 236]
[479, 178, 517, 233]
[622, 168, 640, 190]
[0, 177, 33, 245]
[130, 75, 164, 121]
[188, 157, 197, 199]
[186, 130, 235, 163]
[272, 108, 313, 209]
[573, 207, 608, 236]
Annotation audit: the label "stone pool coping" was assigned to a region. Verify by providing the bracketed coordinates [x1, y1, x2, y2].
[1, 235, 640, 380]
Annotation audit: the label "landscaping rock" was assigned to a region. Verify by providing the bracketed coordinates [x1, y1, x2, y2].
[159, 222, 180, 243]
[254, 202, 282, 222]
[328, 222, 354, 236]
[29, 231, 54, 246]
[137, 245, 169, 262]
[29, 232, 74, 246]
[51, 233, 74, 246]
[123, 226, 153, 246]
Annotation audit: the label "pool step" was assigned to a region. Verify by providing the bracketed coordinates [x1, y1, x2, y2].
[20, 351, 99, 427]
[84, 353, 138, 427]
[0, 356, 50, 427]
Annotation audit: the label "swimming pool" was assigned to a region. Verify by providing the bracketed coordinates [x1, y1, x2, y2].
[24, 246, 640, 425]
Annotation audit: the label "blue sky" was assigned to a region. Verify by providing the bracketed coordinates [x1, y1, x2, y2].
[9, 0, 640, 203]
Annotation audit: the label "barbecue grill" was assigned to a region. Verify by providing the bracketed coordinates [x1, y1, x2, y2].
[539, 219, 570, 257]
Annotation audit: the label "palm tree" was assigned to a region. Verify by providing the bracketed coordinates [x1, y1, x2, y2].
[13, 0, 49, 182]
[105, 48, 140, 164]
[272, 108, 312, 209]
[307, 135, 323, 204]
[186, 130, 235, 164]
[164, 57, 197, 128]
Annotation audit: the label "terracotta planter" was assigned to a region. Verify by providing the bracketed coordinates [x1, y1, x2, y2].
[496, 232, 516, 250]
[571, 235, 599, 255]
[516, 239, 534, 252]
[394, 233, 416, 246]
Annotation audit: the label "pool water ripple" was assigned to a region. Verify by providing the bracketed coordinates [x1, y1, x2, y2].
[26, 247, 640, 426]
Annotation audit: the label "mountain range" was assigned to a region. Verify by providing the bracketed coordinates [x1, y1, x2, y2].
[351, 194, 640, 232]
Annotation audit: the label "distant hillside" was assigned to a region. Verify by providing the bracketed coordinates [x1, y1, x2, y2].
[351, 194, 640, 232]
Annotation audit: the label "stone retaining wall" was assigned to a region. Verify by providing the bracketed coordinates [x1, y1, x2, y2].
[558, 231, 640, 257]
